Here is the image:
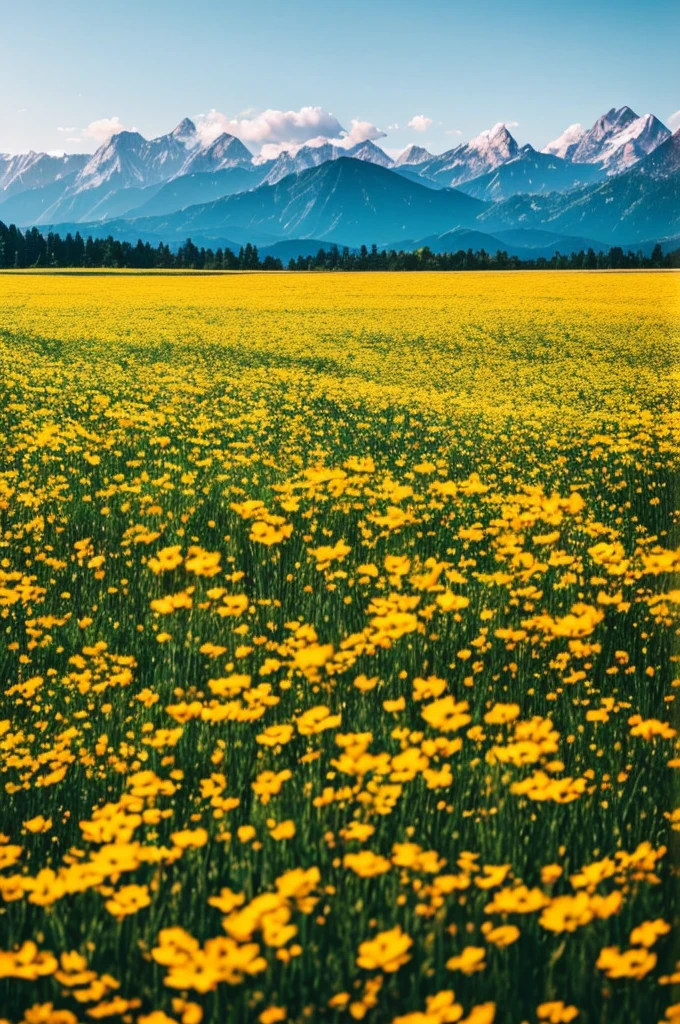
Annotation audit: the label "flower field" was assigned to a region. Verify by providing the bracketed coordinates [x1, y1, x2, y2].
[0, 269, 678, 1024]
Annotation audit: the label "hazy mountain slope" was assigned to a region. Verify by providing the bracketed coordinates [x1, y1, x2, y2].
[42, 158, 486, 249]
[129, 168, 266, 217]
[478, 146, 680, 243]
[0, 174, 79, 225]
[115, 157, 487, 247]
[0, 152, 88, 198]
[457, 146, 603, 200]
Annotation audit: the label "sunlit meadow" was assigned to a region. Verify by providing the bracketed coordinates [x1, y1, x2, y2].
[0, 270, 678, 1024]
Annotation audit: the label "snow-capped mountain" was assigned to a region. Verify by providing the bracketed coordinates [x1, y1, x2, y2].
[25, 119, 252, 223]
[74, 119, 204, 192]
[74, 131, 156, 191]
[1, 105, 676, 242]
[179, 133, 254, 175]
[170, 117, 200, 149]
[395, 144, 434, 167]
[630, 128, 680, 181]
[419, 123, 520, 187]
[457, 144, 603, 201]
[595, 113, 671, 173]
[260, 144, 338, 185]
[565, 107, 670, 174]
[542, 124, 585, 161]
[0, 151, 88, 197]
[260, 140, 393, 185]
[345, 140, 393, 168]
[479, 135, 680, 245]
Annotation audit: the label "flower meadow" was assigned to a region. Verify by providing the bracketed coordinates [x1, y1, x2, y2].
[0, 269, 678, 1024]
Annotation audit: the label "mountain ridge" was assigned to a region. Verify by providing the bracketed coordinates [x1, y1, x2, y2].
[2, 107, 676, 250]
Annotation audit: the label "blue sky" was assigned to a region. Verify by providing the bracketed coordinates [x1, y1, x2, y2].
[2, 0, 678, 156]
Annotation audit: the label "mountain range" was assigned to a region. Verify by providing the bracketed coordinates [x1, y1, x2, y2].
[1, 106, 677, 256]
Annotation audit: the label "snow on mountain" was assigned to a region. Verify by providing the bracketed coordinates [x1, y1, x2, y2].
[344, 140, 393, 167]
[170, 117, 200, 149]
[423, 123, 520, 187]
[4, 105, 675, 234]
[74, 119, 207, 192]
[0, 151, 88, 197]
[260, 140, 392, 186]
[570, 106, 639, 163]
[394, 144, 434, 167]
[630, 127, 680, 180]
[260, 144, 338, 185]
[543, 108, 670, 175]
[596, 113, 671, 173]
[179, 133, 255, 175]
[542, 123, 585, 160]
[565, 107, 670, 174]
[457, 145, 604, 201]
[74, 131, 152, 191]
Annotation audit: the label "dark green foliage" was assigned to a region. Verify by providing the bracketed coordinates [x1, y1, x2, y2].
[1, 220, 678, 271]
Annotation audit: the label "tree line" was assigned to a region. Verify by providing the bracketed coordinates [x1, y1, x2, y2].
[0, 220, 677, 271]
[285, 242, 678, 271]
[0, 224, 281, 270]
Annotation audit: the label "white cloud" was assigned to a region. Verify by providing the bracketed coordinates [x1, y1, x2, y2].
[339, 118, 386, 147]
[407, 114, 433, 133]
[57, 126, 77, 133]
[669, 110, 680, 130]
[445, 129, 463, 136]
[82, 116, 126, 144]
[195, 106, 385, 160]
[194, 105, 344, 148]
[66, 137, 82, 144]
[47, 149, 66, 157]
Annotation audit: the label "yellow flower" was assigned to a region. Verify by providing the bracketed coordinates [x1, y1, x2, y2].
[484, 703, 520, 725]
[310, 539, 351, 569]
[629, 918, 671, 948]
[537, 1003, 579, 1023]
[148, 545, 183, 574]
[484, 925, 520, 948]
[269, 820, 296, 841]
[539, 893, 593, 933]
[237, 825, 257, 844]
[446, 946, 486, 975]
[596, 945, 657, 980]
[422, 696, 471, 733]
[171, 828, 209, 849]
[436, 592, 470, 612]
[0, 941, 58, 980]
[356, 926, 412, 973]
[104, 883, 151, 919]
[259, 1009, 287, 1024]
[344, 851, 392, 877]
[208, 888, 246, 914]
[23, 815, 53, 834]
[252, 769, 292, 804]
[257, 724, 294, 746]
[296, 705, 341, 735]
